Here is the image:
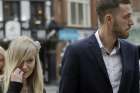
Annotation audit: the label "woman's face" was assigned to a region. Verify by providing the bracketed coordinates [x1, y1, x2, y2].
[0, 54, 4, 71]
[20, 55, 36, 79]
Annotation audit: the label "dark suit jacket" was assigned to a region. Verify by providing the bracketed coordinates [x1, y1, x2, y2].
[59, 34, 139, 93]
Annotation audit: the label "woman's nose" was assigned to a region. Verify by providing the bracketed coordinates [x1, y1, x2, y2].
[22, 62, 28, 70]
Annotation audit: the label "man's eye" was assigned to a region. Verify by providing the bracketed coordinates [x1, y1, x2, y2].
[123, 16, 129, 19]
[124, 14, 131, 19]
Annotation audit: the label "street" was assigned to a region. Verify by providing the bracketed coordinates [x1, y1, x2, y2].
[45, 85, 58, 93]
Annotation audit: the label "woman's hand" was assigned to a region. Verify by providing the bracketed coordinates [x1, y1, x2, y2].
[10, 68, 24, 83]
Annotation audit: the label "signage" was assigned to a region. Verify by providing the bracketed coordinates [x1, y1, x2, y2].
[58, 28, 79, 41]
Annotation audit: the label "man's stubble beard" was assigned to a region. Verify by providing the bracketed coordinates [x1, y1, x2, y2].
[112, 20, 129, 39]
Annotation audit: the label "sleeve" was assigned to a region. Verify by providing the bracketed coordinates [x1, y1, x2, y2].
[59, 45, 80, 93]
[7, 82, 23, 93]
[131, 46, 139, 93]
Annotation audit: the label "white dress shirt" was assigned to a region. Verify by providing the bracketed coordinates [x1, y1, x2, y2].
[95, 30, 122, 93]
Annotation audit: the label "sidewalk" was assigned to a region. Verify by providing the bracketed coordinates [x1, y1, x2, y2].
[45, 83, 59, 93]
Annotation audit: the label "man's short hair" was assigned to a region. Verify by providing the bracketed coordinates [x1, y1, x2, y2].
[96, 0, 131, 24]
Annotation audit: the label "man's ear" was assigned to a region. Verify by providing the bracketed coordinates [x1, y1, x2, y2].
[104, 14, 113, 24]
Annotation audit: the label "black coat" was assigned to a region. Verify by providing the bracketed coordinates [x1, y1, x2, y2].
[7, 82, 22, 93]
[7, 82, 46, 93]
[59, 34, 139, 93]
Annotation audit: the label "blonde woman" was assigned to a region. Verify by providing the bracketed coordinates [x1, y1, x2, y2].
[4, 36, 44, 93]
[0, 46, 5, 92]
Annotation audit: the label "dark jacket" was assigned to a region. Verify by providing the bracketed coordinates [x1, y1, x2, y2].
[59, 34, 139, 93]
[6, 82, 46, 93]
[7, 82, 22, 93]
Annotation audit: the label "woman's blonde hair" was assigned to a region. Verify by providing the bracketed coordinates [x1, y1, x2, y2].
[0, 46, 5, 57]
[0, 46, 5, 74]
[4, 36, 44, 93]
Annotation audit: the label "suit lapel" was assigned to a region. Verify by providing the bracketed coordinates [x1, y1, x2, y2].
[89, 35, 111, 84]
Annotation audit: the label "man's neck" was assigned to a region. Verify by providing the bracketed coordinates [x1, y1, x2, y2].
[98, 27, 117, 53]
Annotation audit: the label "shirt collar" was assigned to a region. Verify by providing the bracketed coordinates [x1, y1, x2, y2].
[95, 30, 103, 49]
[95, 30, 120, 55]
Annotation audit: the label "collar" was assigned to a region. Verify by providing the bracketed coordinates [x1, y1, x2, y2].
[95, 30, 120, 55]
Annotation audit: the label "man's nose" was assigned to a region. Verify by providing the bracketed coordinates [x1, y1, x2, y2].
[129, 18, 134, 26]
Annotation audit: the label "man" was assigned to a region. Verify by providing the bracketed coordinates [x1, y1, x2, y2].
[59, 0, 139, 93]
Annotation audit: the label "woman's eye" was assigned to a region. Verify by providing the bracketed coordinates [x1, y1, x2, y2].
[27, 59, 33, 63]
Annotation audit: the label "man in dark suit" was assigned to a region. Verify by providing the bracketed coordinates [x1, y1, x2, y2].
[59, 0, 139, 93]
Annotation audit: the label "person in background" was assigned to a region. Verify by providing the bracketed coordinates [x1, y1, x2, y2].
[59, 0, 139, 93]
[3, 36, 44, 93]
[0, 46, 5, 92]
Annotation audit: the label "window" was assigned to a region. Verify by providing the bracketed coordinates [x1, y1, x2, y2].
[0, 0, 3, 21]
[0, 0, 4, 39]
[21, 1, 30, 22]
[67, 0, 91, 27]
[30, 2, 45, 29]
[4, 1, 20, 21]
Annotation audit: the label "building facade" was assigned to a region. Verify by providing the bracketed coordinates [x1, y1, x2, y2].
[0, 0, 98, 83]
[53, 0, 98, 80]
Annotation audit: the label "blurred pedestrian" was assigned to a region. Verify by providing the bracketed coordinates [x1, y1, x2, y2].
[0, 46, 5, 92]
[59, 0, 139, 93]
[3, 36, 44, 93]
